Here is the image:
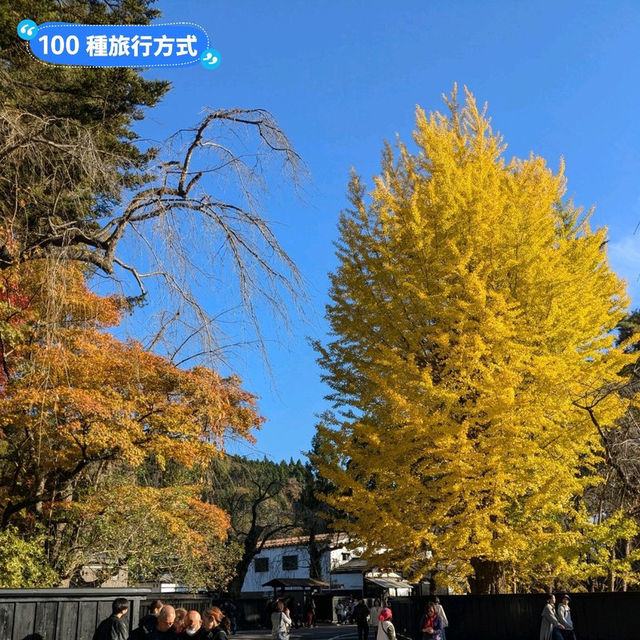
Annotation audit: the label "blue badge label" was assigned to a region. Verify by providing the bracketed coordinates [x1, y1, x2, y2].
[26, 21, 215, 68]
[17, 19, 38, 40]
[200, 48, 221, 69]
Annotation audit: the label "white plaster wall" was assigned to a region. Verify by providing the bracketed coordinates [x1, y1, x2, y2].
[241, 542, 360, 593]
[242, 544, 313, 593]
[241, 544, 358, 593]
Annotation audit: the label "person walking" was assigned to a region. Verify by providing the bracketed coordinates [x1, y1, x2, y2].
[93, 597, 129, 640]
[347, 597, 356, 624]
[540, 595, 564, 640]
[271, 600, 292, 640]
[556, 595, 576, 640]
[432, 597, 448, 640]
[376, 608, 396, 640]
[290, 598, 302, 629]
[303, 595, 316, 628]
[419, 602, 443, 640]
[354, 599, 370, 640]
[369, 598, 382, 636]
[222, 599, 238, 635]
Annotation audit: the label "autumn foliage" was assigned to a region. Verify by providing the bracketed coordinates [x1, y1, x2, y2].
[314, 88, 638, 593]
[0, 260, 261, 586]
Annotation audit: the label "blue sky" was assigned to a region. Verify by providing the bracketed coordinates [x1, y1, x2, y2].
[123, 1, 640, 461]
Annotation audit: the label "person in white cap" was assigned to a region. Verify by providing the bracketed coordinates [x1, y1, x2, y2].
[556, 595, 576, 640]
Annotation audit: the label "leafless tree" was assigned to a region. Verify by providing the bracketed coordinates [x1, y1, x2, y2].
[0, 104, 308, 361]
[573, 376, 640, 591]
[574, 377, 640, 508]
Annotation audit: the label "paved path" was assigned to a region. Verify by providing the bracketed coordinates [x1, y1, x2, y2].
[235, 624, 411, 640]
[235, 624, 361, 640]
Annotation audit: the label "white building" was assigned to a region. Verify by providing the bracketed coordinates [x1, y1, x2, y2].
[331, 558, 413, 597]
[241, 533, 413, 599]
[241, 533, 358, 595]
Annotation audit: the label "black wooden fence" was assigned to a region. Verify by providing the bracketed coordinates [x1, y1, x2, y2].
[1, 589, 639, 640]
[0, 588, 149, 640]
[390, 592, 640, 640]
[139, 594, 212, 619]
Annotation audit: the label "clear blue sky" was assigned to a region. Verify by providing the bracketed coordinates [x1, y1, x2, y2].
[124, 0, 640, 461]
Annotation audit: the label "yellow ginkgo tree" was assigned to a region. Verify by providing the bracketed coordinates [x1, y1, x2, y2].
[314, 87, 637, 593]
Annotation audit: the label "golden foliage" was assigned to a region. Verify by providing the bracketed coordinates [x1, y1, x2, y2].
[315, 87, 635, 592]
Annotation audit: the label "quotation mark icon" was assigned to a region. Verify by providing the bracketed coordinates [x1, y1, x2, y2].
[200, 48, 221, 69]
[17, 19, 38, 40]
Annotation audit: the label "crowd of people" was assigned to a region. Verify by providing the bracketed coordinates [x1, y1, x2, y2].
[334, 597, 387, 640]
[262, 594, 317, 629]
[344, 592, 577, 640]
[92, 598, 237, 640]
[92, 591, 577, 640]
[331, 596, 448, 640]
[333, 592, 577, 640]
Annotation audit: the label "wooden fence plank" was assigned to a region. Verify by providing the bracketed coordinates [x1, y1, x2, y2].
[77, 601, 98, 640]
[12, 601, 35, 640]
[96, 601, 111, 627]
[55, 602, 78, 640]
[34, 601, 58, 640]
[0, 602, 14, 640]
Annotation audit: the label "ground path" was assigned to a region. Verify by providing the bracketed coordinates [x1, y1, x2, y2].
[236, 623, 411, 640]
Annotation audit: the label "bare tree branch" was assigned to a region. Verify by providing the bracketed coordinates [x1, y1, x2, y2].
[0, 105, 309, 362]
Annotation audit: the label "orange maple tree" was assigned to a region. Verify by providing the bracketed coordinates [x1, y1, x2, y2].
[0, 260, 261, 585]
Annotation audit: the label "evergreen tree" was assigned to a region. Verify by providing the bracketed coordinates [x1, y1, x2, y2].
[206, 455, 302, 595]
[0, 0, 169, 263]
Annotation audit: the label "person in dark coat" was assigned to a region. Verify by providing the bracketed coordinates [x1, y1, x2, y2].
[135, 600, 164, 639]
[201, 606, 225, 640]
[129, 605, 176, 640]
[222, 599, 237, 635]
[262, 599, 275, 629]
[285, 597, 300, 629]
[303, 595, 316, 628]
[93, 597, 129, 640]
[354, 599, 370, 640]
[219, 616, 232, 640]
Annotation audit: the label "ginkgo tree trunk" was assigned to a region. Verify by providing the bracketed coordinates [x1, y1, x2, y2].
[314, 87, 637, 593]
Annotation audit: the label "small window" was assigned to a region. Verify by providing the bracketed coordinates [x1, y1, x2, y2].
[341, 553, 350, 561]
[282, 555, 298, 571]
[254, 557, 269, 572]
